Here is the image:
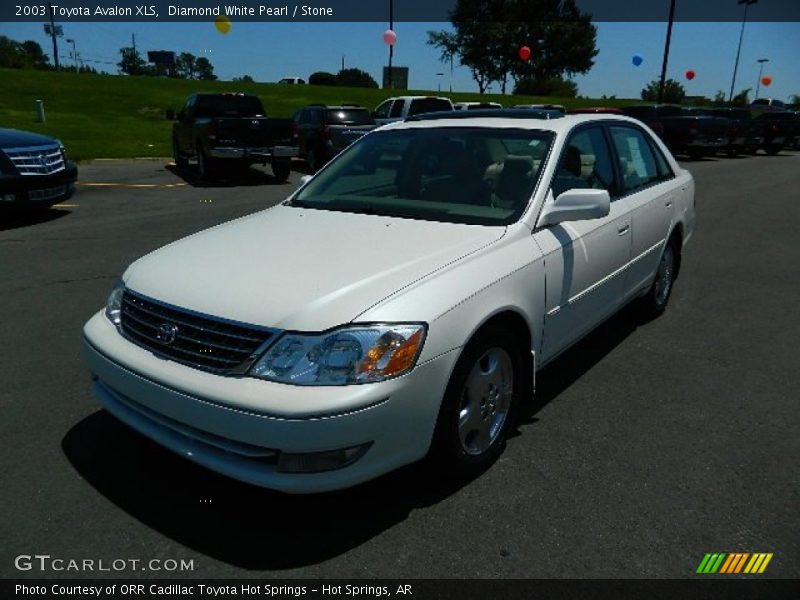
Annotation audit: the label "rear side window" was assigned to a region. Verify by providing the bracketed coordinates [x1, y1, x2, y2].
[609, 126, 662, 193]
[408, 98, 452, 116]
[552, 126, 617, 199]
[325, 109, 375, 125]
[374, 100, 392, 119]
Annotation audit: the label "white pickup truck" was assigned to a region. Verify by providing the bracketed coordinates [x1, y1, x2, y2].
[372, 95, 454, 125]
[84, 113, 694, 493]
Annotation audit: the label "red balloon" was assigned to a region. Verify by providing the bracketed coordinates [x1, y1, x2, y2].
[685, 69, 696, 81]
[518, 46, 531, 61]
[383, 29, 397, 46]
[761, 75, 772, 87]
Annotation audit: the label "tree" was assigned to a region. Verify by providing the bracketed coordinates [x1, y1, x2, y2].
[712, 90, 727, 106]
[196, 57, 217, 81]
[176, 52, 196, 79]
[428, 0, 597, 94]
[641, 78, 685, 103]
[233, 74, 255, 83]
[118, 46, 149, 76]
[731, 88, 751, 107]
[336, 68, 378, 88]
[514, 75, 578, 97]
[309, 71, 338, 86]
[0, 36, 50, 69]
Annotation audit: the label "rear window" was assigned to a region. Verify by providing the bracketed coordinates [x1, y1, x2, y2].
[194, 95, 265, 118]
[622, 106, 655, 119]
[325, 109, 375, 126]
[408, 98, 453, 116]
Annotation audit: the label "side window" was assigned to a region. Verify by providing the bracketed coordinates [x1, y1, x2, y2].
[374, 100, 392, 119]
[609, 126, 661, 194]
[182, 96, 195, 119]
[552, 127, 617, 199]
[389, 100, 404, 118]
[649, 138, 674, 181]
[310, 108, 321, 124]
[295, 109, 307, 124]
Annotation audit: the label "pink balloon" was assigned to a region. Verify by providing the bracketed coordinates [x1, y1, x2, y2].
[685, 69, 696, 81]
[383, 29, 397, 46]
[519, 46, 531, 61]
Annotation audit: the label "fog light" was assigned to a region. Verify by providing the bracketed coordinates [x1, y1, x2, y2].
[0, 193, 17, 203]
[277, 443, 372, 474]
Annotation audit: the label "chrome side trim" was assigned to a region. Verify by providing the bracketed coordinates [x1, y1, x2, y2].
[546, 237, 665, 316]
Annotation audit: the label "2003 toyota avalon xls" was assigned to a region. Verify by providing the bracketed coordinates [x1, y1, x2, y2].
[83, 112, 694, 493]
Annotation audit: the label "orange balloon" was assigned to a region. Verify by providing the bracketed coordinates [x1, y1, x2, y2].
[761, 75, 773, 87]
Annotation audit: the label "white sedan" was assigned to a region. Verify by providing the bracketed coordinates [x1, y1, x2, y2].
[83, 113, 694, 493]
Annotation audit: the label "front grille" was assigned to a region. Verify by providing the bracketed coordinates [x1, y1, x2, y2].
[120, 291, 276, 373]
[5, 144, 66, 175]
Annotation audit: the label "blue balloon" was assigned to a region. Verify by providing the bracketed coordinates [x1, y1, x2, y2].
[632, 54, 644, 66]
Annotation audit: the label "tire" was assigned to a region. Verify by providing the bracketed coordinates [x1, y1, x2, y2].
[172, 137, 188, 168]
[197, 145, 216, 180]
[272, 160, 291, 182]
[641, 237, 679, 319]
[764, 144, 781, 156]
[429, 326, 524, 478]
[307, 147, 323, 173]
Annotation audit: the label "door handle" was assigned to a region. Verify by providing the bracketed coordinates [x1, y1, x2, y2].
[665, 198, 674, 208]
[617, 224, 630, 236]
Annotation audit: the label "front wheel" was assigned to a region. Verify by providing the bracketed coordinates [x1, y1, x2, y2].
[764, 144, 781, 156]
[197, 146, 217, 180]
[272, 160, 291, 182]
[172, 137, 188, 168]
[641, 239, 678, 319]
[430, 326, 524, 478]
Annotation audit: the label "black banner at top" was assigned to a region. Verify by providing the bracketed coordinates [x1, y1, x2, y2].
[3, 0, 800, 22]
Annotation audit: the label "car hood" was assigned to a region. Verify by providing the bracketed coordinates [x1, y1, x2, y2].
[0, 128, 59, 148]
[123, 204, 506, 331]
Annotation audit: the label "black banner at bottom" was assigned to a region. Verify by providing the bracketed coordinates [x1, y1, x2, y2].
[4, 579, 800, 600]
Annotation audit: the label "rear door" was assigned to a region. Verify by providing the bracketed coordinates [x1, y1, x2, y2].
[535, 125, 632, 361]
[608, 125, 675, 299]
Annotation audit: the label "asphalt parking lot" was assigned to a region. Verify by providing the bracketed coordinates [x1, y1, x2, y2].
[1, 153, 798, 579]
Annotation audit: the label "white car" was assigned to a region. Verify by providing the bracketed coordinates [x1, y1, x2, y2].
[372, 96, 454, 125]
[83, 114, 694, 493]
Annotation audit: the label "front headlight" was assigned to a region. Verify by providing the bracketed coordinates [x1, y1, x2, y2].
[55, 139, 66, 161]
[105, 281, 125, 326]
[250, 323, 426, 386]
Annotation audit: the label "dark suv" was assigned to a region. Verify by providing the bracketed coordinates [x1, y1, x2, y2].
[0, 128, 78, 212]
[292, 104, 376, 172]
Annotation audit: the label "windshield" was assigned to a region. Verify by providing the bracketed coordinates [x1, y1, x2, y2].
[326, 109, 375, 125]
[289, 127, 553, 226]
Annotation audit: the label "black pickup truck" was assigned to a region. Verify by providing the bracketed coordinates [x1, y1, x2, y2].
[0, 128, 78, 212]
[751, 112, 799, 154]
[169, 93, 298, 181]
[621, 104, 727, 158]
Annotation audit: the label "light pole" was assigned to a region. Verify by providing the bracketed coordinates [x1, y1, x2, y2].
[754, 57, 769, 99]
[436, 72, 444, 92]
[657, 0, 677, 104]
[66, 38, 77, 71]
[728, 0, 759, 104]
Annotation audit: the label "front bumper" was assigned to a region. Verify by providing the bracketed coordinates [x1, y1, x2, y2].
[0, 162, 78, 208]
[83, 311, 458, 493]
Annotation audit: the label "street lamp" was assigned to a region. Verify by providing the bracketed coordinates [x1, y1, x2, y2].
[728, 0, 759, 104]
[65, 38, 77, 71]
[754, 58, 769, 99]
[436, 72, 444, 92]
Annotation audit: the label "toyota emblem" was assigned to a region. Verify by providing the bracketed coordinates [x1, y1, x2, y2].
[155, 323, 179, 345]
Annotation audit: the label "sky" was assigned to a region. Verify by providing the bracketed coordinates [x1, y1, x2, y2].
[1, 20, 798, 102]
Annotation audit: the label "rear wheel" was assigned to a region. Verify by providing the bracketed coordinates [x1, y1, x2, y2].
[197, 145, 217, 180]
[764, 144, 781, 156]
[641, 237, 679, 318]
[430, 326, 523, 478]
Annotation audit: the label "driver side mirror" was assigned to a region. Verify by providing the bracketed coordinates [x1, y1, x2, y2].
[538, 188, 610, 227]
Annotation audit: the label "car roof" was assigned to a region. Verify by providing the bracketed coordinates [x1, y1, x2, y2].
[381, 113, 648, 134]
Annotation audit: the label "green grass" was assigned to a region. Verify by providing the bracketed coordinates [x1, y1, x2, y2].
[0, 68, 639, 160]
